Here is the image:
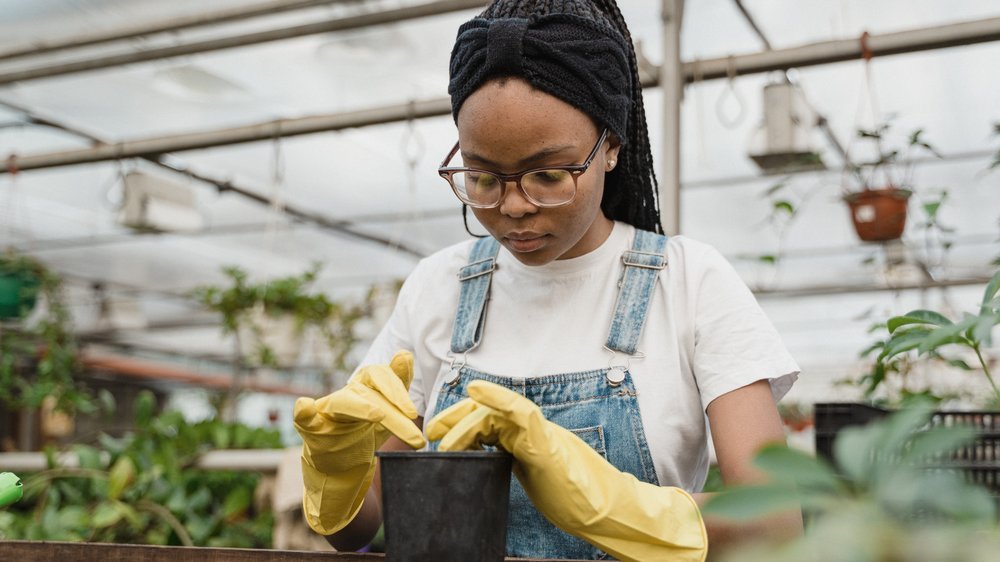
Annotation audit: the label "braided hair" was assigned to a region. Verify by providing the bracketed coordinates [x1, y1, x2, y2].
[452, 0, 661, 234]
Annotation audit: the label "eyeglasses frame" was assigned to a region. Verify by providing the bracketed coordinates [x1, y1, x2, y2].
[437, 128, 610, 209]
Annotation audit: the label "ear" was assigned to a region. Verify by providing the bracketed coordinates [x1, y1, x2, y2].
[604, 134, 622, 172]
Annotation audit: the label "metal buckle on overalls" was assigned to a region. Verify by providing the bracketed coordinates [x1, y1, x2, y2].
[445, 355, 466, 387]
[621, 250, 667, 270]
[603, 346, 645, 387]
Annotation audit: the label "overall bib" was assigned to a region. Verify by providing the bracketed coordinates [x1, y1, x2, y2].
[429, 230, 669, 560]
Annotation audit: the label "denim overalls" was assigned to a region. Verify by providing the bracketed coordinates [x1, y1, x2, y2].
[429, 230, 669, 560]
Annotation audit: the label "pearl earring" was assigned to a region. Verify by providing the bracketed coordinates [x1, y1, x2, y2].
[607, 159, 616, 171]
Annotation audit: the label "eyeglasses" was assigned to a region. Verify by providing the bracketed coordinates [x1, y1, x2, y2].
[438, 129, 609, 209]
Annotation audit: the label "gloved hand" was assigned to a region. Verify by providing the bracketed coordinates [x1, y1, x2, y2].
[294, 350, 425, 536]
[426, 380, 707, 562]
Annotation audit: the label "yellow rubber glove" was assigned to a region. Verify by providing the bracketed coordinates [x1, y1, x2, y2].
[294, 350, 426, 536]
[426, 380, 707, 562]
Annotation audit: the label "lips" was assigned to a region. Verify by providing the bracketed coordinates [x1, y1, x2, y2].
[503, 231, 548, 253]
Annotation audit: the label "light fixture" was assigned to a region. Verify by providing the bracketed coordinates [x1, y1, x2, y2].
[118, 170, 203, 233]
[748, 81, 827, 174]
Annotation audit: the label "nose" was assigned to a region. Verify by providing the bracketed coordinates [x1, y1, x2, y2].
[497, 180, 538, 218]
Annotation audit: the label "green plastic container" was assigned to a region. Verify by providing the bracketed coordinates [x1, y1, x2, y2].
[0, 271, 40, 319]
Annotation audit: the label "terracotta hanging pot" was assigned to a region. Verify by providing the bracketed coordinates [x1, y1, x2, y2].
[843, 187, 912, 242]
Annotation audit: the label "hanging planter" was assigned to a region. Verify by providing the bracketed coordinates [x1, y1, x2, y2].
[0, 268, 40, 320]
[842, 120, 940, 243]
[237, 305, 304, 367]
[843, 186, 912, 242]
[0, 253, 46, 320]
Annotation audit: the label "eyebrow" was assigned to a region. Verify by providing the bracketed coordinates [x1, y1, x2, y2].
[460, 143, 581, 170]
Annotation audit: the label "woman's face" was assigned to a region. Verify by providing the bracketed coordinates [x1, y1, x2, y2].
[455, 78, 620, 266]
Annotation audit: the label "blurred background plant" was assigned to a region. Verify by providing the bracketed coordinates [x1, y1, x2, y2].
[703, 401, 1000, 562]
[841, 268, 1000, 408]
[0, 250, 92, 414]
[0, 390, 280, 547]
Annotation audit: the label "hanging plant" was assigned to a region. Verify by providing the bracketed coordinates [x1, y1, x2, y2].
[842, 120, 941, 242]
[0, 252, 43, 320]
[0, 251, 92, 413]
[191, 264, 370, 375]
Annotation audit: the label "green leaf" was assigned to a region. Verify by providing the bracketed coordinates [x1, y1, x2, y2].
[917, 322, 973, 354]
[900, 424, 975, 465]
[880, 327, 933, 360]
[752, 444, 843, 492]
[107, 456, 136, 500]
[222, 487, 251, 521]
[57, 505, 89, 530]
[773, 200, 795, 215]
[73, 444, 104, 470]
[970, 313, 999, 346]
[982, 269, 1000, 312]
[833, 425, 879, 485]
[701, 484, 801, 521]
[946, 358, 973, 371]
[134, 390, 156, 428]
[887, 310, 953, 333]
[92, 501, 123, 528]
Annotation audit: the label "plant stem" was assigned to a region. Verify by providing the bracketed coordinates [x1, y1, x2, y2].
[138, 499, 194, 546]
[973, 344, 1000, 405]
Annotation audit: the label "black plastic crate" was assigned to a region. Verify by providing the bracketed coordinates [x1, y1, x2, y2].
[813, 403, 1000, 495]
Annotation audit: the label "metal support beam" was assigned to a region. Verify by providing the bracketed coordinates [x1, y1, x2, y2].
[1, 97, 451, 173]
[676, 16, 1000, 83]
[0, 0, 485, 86]
[0, 98, 427, 257]
[660, 0, 684, 235]
[5, 16, 999, 175]
[0, 449, 287, 473]
[0, 0, 353, 62]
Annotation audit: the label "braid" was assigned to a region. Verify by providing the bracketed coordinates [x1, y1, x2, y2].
[474, 0, 663, 234]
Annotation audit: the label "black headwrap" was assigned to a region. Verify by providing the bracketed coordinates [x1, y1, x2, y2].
[448, 13, 633, 144]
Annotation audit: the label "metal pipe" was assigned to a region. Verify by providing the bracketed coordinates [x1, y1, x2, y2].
[0, 0, 353, 62]
[5, 16, 1000, 175]
[754, 274, 996, 299]
[660, 0, 684, 235]
[0, 449, 287, 473]
[1, 97, 451, 173]
[0, 98, 427, 257]
[677, 16, 1000, 83]
[0, 0, 485, 86]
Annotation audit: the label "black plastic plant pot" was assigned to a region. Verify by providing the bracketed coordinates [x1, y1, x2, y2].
[376, 450, 512, 562]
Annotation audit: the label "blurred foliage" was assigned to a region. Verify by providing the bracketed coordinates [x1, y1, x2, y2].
[704, 401, 1000, 561]
[846, 268, 1000, 408]
[191, 264, 371, 375]
[0, 250, 93, 414]
[0, 390, 281, 547]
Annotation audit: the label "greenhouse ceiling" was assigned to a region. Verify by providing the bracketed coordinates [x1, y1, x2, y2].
[1, 0, 998, 405]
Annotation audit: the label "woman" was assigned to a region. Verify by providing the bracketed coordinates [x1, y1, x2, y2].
[294, 1, 800, 560]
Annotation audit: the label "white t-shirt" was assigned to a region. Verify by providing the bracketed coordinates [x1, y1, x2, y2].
[359, 221, 799, 491]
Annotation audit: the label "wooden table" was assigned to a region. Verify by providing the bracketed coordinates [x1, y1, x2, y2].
[0, 541, 577, 561]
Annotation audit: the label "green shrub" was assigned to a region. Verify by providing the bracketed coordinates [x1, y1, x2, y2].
[0, 391, 281, 547]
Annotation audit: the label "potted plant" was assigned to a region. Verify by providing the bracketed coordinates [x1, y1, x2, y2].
[843, 119, 942, 242]
[0, 251, 92, 415]
[703, 402, 1000, 561]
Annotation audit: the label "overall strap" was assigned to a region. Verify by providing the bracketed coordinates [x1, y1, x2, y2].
[450, 237, 501, 354]
[605, 230, 669, 355]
